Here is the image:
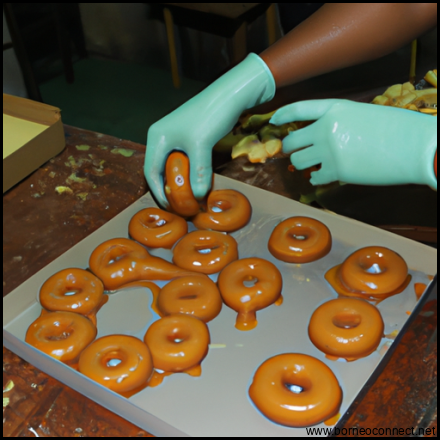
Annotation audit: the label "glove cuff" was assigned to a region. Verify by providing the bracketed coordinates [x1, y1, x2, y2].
[246, 53, 277, 105]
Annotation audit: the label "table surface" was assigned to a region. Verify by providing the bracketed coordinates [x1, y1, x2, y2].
[3, 125, 437, 437]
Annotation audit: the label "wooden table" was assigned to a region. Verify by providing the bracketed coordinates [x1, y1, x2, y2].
[3, 125, 437, 437]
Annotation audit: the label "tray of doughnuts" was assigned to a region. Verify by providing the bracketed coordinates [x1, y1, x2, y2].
[3, 172, 437, 437]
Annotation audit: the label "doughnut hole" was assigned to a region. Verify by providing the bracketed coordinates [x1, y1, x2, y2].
[210, 200, 232, 213]
[45, 324, 74, 341]
[102, 351, 127, 368]
[282, 372, 312, 395]
[358, 253, 387, 275]
[143, 214, 167, 228]
[243, 277, 259, 288]
[63, 290, 80, 297]
[290, 226, 310, 241]
[332, 311, 362, 329]
[166, 328, 190, 345]
[195, 244, 218, 255]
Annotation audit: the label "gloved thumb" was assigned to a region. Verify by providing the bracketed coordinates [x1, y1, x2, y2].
[188, 147, 213, 200]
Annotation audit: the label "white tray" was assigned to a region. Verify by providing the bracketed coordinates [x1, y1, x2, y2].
[3, 175, 437, 437]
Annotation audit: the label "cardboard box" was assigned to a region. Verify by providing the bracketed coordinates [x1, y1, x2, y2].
[3, 176, 438, 436]
[3, 94, 65, 193]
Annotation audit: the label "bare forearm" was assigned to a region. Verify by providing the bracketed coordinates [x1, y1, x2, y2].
[261, 3, 437, 87]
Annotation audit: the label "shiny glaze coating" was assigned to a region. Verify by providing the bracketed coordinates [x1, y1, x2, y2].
[25, 311, 96, 365]
[268, 216, 332, 263]
[144, 314, 210, 373]
[192, 189, 252, 232]
[173, 230, 238, 274]
[157, 276, 222, 323]
[217, 257, 283, 331]
[39, 268, 104, 316]
[339, 246, 408, 295]
[325, 264, 411, 304]
[165, 152, 200, 217]
[78, 335, 154, 396]
[89, 238, 199, 291]
[249, 353, 342, 427]
[308, 298, 384, 362]
[129, 207, 188, 249]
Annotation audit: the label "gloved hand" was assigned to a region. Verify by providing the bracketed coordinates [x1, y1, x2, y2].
[270, 99, 437, 189]
[145, 54, 276, 207]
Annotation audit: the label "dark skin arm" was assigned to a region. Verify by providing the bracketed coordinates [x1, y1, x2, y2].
[261, 3, 437, 87]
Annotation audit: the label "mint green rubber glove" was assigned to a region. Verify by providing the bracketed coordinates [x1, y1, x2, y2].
[270, 99, 437, 189]
[145, 53, 276, 207]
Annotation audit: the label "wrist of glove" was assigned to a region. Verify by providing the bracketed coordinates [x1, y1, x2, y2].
[271, 99, 437, 190]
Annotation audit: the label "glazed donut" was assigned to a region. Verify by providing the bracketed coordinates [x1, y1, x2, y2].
[157, 276, 222, 323]
[39, 268, 107, 326]
[326, 246, 411, 303]
[144, 314, 210, 386]
[25, 311, 96, 365]
[217, 257, 283, 331]
[78, 335, 154, 397]
[129, 207, 188, 249]
[308, 298, 384, 362]
[192, 189, 252, 232]
[164, 151, 200, 217]
[89, 238, 200, 291]
[249, 354, 342, 428]
[173, 230, 238, 274]
[268, 217, 332, 263]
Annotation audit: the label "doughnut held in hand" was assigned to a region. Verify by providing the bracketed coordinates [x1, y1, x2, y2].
[218, 257, 283, 331]
[165, 152, 200, 217]
[268, 216, 332, 263]
[192, 189, 252, 232]
[249, 353, 342, 428]
[173, 230, 238, 274]
[129, 207, 188, 249]
[308, 298, 384, 361]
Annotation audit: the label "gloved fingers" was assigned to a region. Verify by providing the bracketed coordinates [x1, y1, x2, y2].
[144, 145, 169, 209]
[188, 147, 213, 200]
[282, 124, 317, 154]
[309, 164, 338, 186]
[290, 146, 323, 170]
[270, 99, 341, 125]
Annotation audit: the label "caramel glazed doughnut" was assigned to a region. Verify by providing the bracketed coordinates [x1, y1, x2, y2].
[268, 216, 332, 263]
[326, 246, 411, 303]
[165, 151, 200, 217]
[89, 237, 201, 291]
[192, 189, 252, 232]
[129, 207, 188, 249]
[26, 311, 97, 365]
[249, 353, 342, 427]
[309, 298, 384, 362]
[38, 268, 107, 326]
[144, 314, 210, 387]
[79, 335, 154, 397]
[173, 230, 238, 274]
[157, 276, 223, 323]
[218, 257, 283, 331]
